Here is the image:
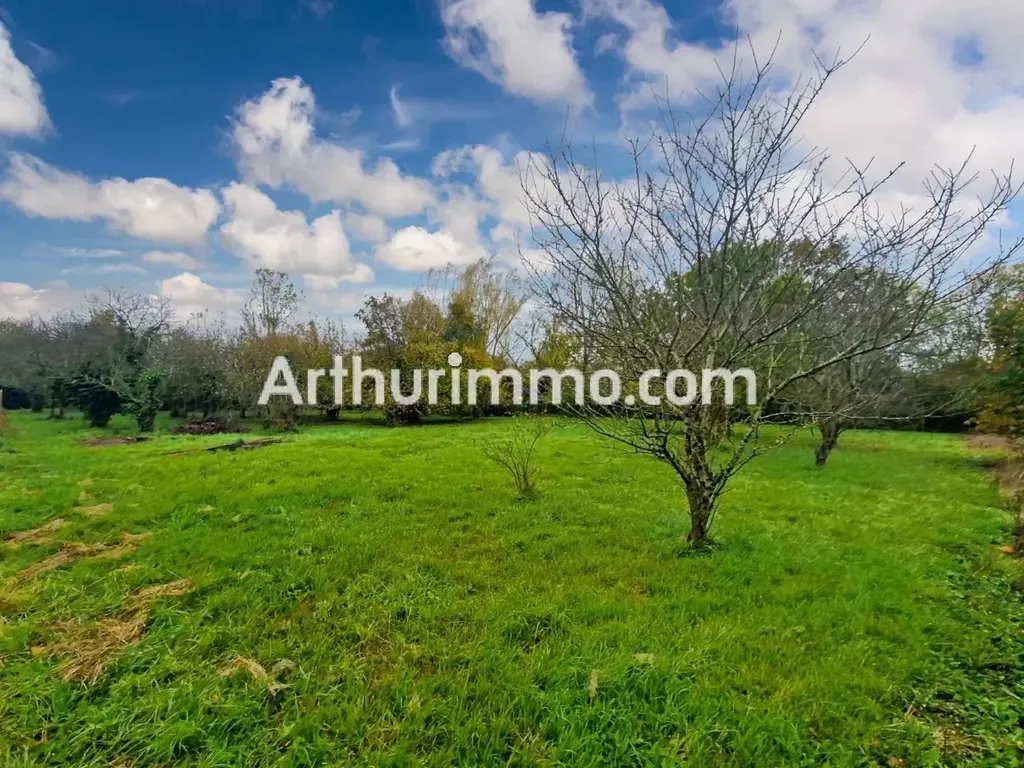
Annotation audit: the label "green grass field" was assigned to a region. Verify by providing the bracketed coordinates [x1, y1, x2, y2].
[1, 413, 1022, 767]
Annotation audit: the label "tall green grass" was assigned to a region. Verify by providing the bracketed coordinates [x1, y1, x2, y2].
[0, 413, 1021, 766]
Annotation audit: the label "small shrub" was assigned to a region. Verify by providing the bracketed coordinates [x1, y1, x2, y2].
[480, 417, 552, 498]
[384, 403, 426, 425]
[69, 376, 121, 428]
[264, 401, 299, 433]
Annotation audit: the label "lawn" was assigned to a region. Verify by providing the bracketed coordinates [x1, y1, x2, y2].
[0, 413, 1022, 767]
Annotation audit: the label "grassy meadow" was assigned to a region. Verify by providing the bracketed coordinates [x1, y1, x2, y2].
[0, 412, 1022, 766]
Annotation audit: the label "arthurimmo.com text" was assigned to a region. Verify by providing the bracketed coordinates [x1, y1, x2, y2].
[258, 354, 757, 407]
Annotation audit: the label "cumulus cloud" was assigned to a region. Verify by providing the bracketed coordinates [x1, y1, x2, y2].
[432, 190, 490, 254]
[302, 264, 375, 291]
[157, 272, 243, 318]
[586, 0, 1024, 196]
[440, 0, 592, 108]
[0, 281, 82, 319]
[344, 211, 390, 243]
[141, 250, 203, 270]
[0, 153, 220, 244]
[0, 22, 50, 136]
[220, 182, 372, 280]
[375, 226, 482, 271]
[231, 77, 435, 218]
[581, 0, 723, 110]
[432, 144, 553, 240]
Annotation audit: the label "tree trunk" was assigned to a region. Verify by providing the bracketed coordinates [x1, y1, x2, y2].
[685, 484, 713, 546]
[682, 424, 718, 547]
[815, 419, 842, 467]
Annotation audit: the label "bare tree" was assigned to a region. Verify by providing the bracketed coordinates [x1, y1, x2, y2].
[521, 49, 1021, 546]
[789, 273, 996, 466]
[793, 350, 907, 466]
[157, 313, 230, 418]
[241, 269, 301, 339]
[88, 289, 172, 355]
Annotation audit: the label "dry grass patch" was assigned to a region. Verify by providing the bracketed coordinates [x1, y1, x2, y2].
[11, 532, 152, 584]
[993, 458, 1024, 497]
[4, 518, 68, 548]
[966, 435, 1024, 555]
[79, 436, 150, 447]
[963, 434, 1016, 452]
[50, 613, 149, 683]
[77, 503, 114, 519]
[0, 582, 39, 617]
[40, 578, 194, 683]
[219, 655, 295, 694]
[123, 578, 193, 610]
[14, 542, 111, 583]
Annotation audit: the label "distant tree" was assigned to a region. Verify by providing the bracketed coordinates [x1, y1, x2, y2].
[231, 270, 308, 424]
[978, 264, 1024, 438]
[241, 268, 301, 339]
[72, 289, 173, 431]
[0, 317, 50, 411]
[426, 258, 527, 360]
[158, 314, 230, 418]
[791, 350, 908, 466]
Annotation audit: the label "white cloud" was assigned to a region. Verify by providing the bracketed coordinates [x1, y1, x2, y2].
[232, 77, 435, 218]
[0, 281, 82, 319]
[302, 264, 375, 291]
[432, 144, 552, 239]
[90, 262, 146, 275]
[157, 272, 243, 318]
[306, 284, 417, 325]
[0, 153, 220, 244]
[432, 188, 490, 252]
[220, 182, 371, 279]
[375, 225, 482, 271]
[581, 0, 722, 111]
[53, 246, 126, 258]
[141, 250, 203, 270]
[389, 84, 412, 128]
[304, 0, 334, 17]
[440, 0, 592, 108]
[586, 0, 1024, 196]
[343, 211, 390, 243]
[0, 22, 50, 136]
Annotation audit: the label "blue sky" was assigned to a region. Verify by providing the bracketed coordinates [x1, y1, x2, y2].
[0, 0, 1021, 323]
